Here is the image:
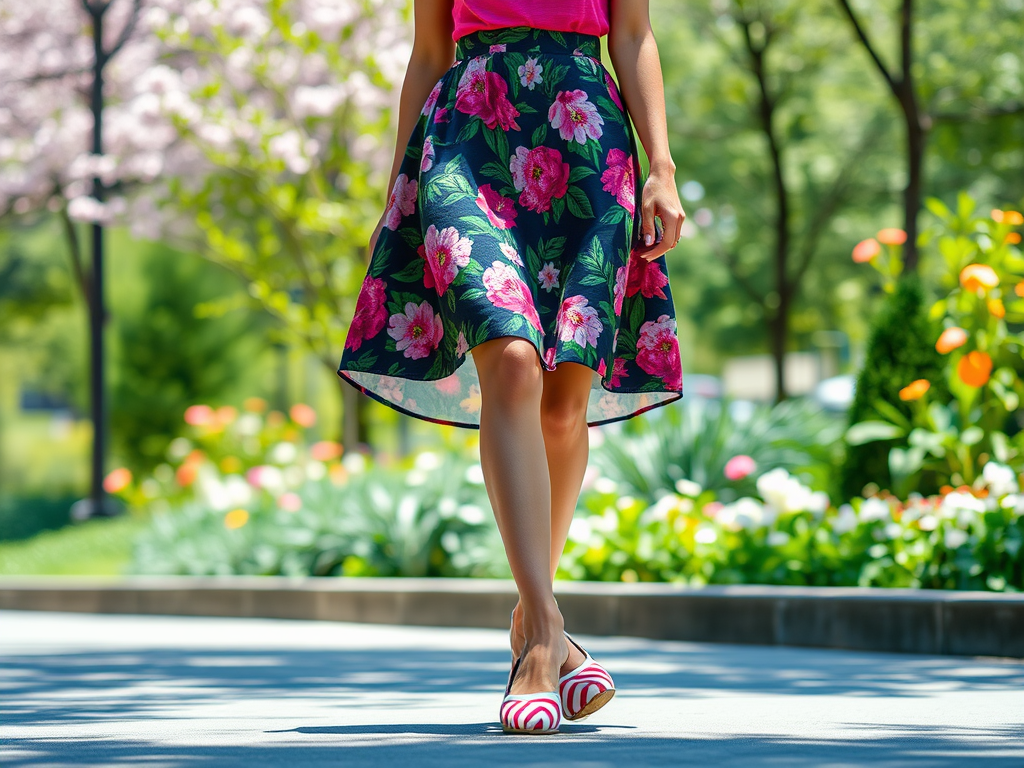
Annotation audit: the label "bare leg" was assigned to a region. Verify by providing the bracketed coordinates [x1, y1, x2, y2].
[472, 336, 568, 694]
[511, 361, 593, 673]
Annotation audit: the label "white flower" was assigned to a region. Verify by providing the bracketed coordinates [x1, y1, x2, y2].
[568, 516, 593, 543]
[342, 452, 368, 474]
[306, 461, 326, 481]
[414, 451, 443, 471]
[593, 477, 619, 494]
[646, 494, 682, 522]
[270, 441, 298, 465]
[982, 461, 1019, 497]
[917, 514, 938, 531]
[884, 522, 903, 540]
[236, 413, 262, 436]
[832, 504, 858, 534]
[719, 497, 765, 531]
[464, 463, 485, 484]
[755, 467, 818, 513]
[767, 530, 790, 547]
[858, 497, 891, 522]
[457, 504, 486, 525]
[674, 479, 703, 497]
[944, 528, 969, 550]
[694, 526, 718, 544]
[518, 57, 543, 90]
[939, 491, 985, 520]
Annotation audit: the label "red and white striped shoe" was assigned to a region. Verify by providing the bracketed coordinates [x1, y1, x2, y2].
[500, 643, 563, 734]
[558, 632, 615, 721]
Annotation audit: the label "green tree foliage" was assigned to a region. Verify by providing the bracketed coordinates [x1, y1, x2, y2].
[840, 275, 948, 498]
[108, 238, 270, 473]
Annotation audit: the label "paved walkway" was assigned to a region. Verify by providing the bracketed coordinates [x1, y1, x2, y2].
[2, 611, 1022, 767]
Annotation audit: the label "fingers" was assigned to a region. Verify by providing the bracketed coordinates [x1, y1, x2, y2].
[640, 197, 657, 248]
[635, 206, 686, 261]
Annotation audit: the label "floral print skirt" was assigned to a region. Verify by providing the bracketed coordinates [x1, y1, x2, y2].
[337, 27, 684, 428]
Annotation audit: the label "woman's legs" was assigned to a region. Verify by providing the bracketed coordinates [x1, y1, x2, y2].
[510, 360, 594, 673]
[473, 336, 568, 694]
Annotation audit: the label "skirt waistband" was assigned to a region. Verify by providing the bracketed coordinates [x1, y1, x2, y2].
[455, 27, 601, 61]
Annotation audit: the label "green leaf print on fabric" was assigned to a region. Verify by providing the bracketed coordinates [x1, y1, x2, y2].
[566, 185, 595, 219]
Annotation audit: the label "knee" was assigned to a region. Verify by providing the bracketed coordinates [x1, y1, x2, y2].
[477, 338, 543, 407]
[541, 393, 589, 440]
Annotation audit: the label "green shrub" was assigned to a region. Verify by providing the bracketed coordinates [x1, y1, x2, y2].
[840, 276, 949, 499]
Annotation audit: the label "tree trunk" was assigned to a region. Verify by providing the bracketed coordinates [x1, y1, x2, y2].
[340, 380, 371, 452]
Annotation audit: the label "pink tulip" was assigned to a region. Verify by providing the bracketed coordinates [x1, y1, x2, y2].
[724, 455, 757, 481]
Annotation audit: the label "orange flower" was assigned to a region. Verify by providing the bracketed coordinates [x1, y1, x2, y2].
[988, 298, 1006, 318]
[243, 397, 268, 413]
[899, 379, 930, 401]
[992, 209, 1005, 223]
[103, 467, 132, 494]
[176, 462, 199, 487]
[224, 509, 250, 530]
[852, 238, 881, 263]
[959, 263, 999, 293]
[935, 327, 967, 354]
[1007, 232, 1022, 245]
[311, 441, 344, 461]
[267, 410, 286, 428]
[877, 228, 907, 245]
[957, 350, 993, 387]
[290, 403, 317, 427]
[1004, 211, 1024, 226]
[215, 405, 237, 425]
[1016, 281, 1024, 298]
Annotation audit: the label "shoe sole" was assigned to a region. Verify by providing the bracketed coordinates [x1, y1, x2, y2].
[565, 688, 615, 721]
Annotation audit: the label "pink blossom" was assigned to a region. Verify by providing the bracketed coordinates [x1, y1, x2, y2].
[433, 108, 450, 123]
[490, 44, 507, 53]
[601, 148, 636, 215]
[435, 374, 461, 394]
[184, 404, 214, 426]
[610, 357, 629, 387]
[345, 275, 388, 351]
[421, 136, 435, 173]
[383, 173, 417, 230]
[455, 329, 470, 357]
[388, 301, 444, 359]
[626, 250, 669, 299]
[548, 89, 604, 144]
[422, 80, 442, 116]
[518, 57, 543, 90]
[482, 260, 542, 331]
[636, 314, 682, 390]
[500, 243, 524, 265]
[509, 145, 570, 213]
[417, 225, 473, 296]
[724, 455, 757, 481]
[605, 72, 623, 111]
[455, 57, 521, 131]
[598, 358, 607, 377]
[475, 184, 518, 229]
[278, 492, 302, 512]
[538, 261, 560, 292]
[557, 295, 603, 349]
[544, 347, 557, 368]
[613, 264, 628, 315]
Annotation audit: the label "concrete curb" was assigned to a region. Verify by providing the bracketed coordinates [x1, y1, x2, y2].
[1, 576, 1021, 658]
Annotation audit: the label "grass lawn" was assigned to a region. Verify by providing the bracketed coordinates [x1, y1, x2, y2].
[0, 514, 144, 576]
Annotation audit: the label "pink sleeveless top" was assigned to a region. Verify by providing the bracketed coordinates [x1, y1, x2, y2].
[451, 0, 610, 41]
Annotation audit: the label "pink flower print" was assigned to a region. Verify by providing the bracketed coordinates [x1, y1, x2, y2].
[417, 224, 473, 297]
[543, 346, 556, 369]
[518, 56, 543, 90]
[613, 264, 628, 315]
[489, 43, 507, 53]
[557, 294, 602, 349]
[421, 136, 435, 173]
[421, 80, 442, 116]
[344, 275, 388, 351]
[601, 148, 636, 215]
[538, 261, 560, 292]
[455, 57, 521, 131]
[383, 173, 417, 231]
[509, 145, 570, 213]
[605, 72, 623, 111]
[455, 329, 469, 357]
[377, 375, 405, 402]
[387, 300, 444, 360]
[636, 314, 682, 390]
[572, 48, 584, 57]
[598, 358, 607, 377]
[474, 184, 518, 229]
[433, 108, 449, 124]
[500, 243, 524, 266]
[435, 374, 461, 395]
[610, 357, 629, 387]
[482, 260, 543, 331]
[548, 89, 604, 144]
[625, 249, 669, 299]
